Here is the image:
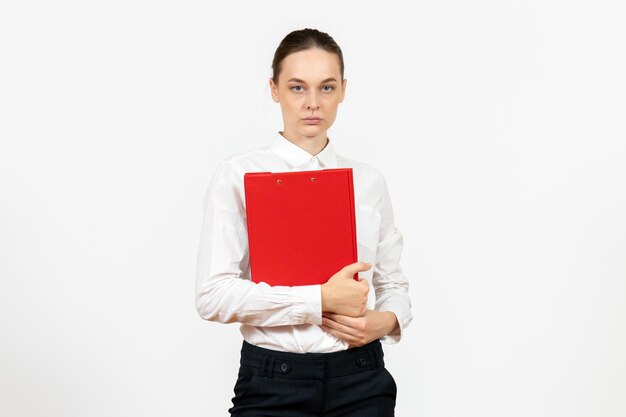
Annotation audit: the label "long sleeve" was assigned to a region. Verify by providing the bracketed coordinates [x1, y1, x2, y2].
[372, 173, 413, 344]
[195, 160, 323, 327]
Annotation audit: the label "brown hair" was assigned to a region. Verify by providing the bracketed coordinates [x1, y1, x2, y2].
[271, 28, 344, 84]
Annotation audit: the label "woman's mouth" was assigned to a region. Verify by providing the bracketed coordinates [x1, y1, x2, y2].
[303, 117, 322, 125]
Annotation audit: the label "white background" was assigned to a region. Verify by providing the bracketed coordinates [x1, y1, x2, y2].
[1, 1, 625, 416]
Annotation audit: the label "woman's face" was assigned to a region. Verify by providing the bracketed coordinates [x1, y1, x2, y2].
[270, 48, 347, 143]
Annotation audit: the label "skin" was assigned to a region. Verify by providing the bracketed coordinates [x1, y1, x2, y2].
[269, 47, 400, 347]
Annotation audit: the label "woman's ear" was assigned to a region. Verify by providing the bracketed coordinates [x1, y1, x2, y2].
[339, 78, 347, 103]
[269, 78, 280, 103]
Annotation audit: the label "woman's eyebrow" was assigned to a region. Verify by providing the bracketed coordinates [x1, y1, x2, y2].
[287, 77, 338, 83]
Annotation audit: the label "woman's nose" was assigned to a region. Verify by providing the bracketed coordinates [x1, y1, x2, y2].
[306, 92, 320, 110]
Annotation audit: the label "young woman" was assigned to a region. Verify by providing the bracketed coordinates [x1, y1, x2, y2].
[196, 28, 412, 417]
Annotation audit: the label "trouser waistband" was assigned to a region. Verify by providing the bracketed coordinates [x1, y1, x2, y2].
[239, 339, 385, 379]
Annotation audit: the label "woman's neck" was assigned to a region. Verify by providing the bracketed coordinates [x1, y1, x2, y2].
[280, 130, 329, 156]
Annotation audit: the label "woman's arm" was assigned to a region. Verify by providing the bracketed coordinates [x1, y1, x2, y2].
[195, 160, 321, 327]
[370, 172, 412, 343]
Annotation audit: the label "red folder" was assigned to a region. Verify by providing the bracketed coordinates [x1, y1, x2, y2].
[243, 168, 358, 286]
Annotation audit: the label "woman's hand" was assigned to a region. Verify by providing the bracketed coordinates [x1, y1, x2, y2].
[320, 310, 399, 348]
[321, 262, 371, 317]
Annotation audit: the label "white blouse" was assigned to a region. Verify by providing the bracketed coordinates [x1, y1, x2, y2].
[195, 131, 412, 353]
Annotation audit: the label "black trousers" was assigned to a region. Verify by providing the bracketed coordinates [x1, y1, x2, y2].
[228, 339, 397, 417]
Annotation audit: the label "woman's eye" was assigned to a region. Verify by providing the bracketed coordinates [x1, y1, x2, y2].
[291, 85, 334, 92]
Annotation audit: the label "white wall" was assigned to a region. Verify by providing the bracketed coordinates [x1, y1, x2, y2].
[1, 1, 625, 416]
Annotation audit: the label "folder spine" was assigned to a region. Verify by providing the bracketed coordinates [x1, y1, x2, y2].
[346, 168, 358, 280]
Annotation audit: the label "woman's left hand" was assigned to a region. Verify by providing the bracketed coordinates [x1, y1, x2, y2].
[321, 309, 399, 348]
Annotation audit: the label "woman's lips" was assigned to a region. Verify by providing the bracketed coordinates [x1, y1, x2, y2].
[303, 118, 322, 125]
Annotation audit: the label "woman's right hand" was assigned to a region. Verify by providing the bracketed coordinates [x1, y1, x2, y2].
[321, 262, 371, 317]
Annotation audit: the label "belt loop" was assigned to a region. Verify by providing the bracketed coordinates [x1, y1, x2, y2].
[267, 356, 276, 378]
[368, 348, 378, 370]
[259, 355, 268, 377]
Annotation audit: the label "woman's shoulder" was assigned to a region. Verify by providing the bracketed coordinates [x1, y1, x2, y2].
[337, 154, 386, 184]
